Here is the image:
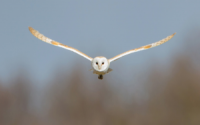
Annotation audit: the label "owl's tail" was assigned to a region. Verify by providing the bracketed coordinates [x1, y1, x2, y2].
[98, 75, 103, 80]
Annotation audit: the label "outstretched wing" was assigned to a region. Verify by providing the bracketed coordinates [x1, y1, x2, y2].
[29, 27, 93, 61]
[109, 33, 176, 62]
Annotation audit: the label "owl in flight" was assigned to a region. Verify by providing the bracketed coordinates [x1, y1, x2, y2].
[29, 27, 176, 80]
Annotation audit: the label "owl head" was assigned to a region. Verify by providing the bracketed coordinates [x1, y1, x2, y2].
[92, 56, 110, 72]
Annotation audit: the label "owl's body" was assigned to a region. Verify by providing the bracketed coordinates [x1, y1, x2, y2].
[91, 56, 112, 79]
[28, 27, 176, 80]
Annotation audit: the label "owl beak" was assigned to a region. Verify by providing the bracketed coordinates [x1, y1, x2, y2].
[98, 65, 101, 70]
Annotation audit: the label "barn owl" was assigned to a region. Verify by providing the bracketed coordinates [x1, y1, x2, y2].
[29, 27, 176, 80]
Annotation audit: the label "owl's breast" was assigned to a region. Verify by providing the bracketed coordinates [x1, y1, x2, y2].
[92, 69, 108, 75]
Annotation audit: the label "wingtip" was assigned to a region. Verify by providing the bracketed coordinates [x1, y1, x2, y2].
[28, 26, 33, 31]
[169, 32, 176, 38]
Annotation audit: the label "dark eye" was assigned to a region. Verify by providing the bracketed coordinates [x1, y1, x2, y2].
[102, 62, 104, 65]
[96, 62, 98, 65]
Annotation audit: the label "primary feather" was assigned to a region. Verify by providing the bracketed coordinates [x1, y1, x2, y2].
[109, 33, 176, 62]
[29, 27, 93, 61]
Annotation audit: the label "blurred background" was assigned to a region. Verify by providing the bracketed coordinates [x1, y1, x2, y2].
[0, 0, 200, 125]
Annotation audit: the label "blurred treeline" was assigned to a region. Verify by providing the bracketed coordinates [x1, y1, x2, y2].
[1, 32, 200, 125]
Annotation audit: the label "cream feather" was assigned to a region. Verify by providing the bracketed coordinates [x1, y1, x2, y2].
[29, 27, 93, 61]
[109, 33, 176, 62]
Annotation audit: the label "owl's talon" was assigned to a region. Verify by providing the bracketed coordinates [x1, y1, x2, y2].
[98, 75, 103, 80]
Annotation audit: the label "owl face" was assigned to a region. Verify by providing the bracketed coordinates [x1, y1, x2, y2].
[92, 57, 110, 72]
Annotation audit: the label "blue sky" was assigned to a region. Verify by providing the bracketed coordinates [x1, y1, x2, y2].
[0, 0, 200, 86]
